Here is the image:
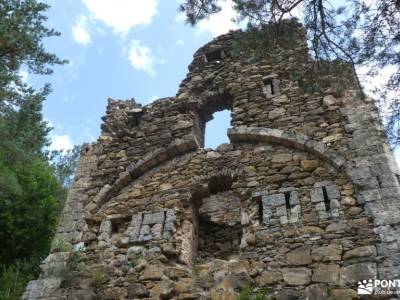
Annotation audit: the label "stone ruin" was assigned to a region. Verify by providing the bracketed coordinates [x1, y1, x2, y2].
[24, 23, 400, 300]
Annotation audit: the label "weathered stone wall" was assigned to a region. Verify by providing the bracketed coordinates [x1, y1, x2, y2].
[24, 22, 400, 300]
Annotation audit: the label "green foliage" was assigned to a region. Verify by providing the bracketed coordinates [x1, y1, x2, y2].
[52, 238, 73, 252]
[91, 270, 109, 289]
[237, 286, 273, 300]
[0, 0, 70, 298]
[0, 0, 67, 111]
[50, 145, 81, 208]
[0, 258, 41, 300]
[0, 158, 59, 263]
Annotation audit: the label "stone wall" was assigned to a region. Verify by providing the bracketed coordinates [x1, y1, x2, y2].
[24, 21, 400, 300]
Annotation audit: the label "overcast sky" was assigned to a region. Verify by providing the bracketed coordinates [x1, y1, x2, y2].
[25, 0, 399, 161]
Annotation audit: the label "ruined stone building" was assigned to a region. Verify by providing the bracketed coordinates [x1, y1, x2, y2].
[24, 23, 400, 300]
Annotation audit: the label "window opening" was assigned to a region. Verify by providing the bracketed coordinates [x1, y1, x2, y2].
[322, 186, 331, 212]
[204, 109, 231, 149]
[284, 191, 291, 209]
[205, 50, 223, 63]
[263, 78, 275, 95]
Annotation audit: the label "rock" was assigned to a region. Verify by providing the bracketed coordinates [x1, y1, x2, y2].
[323, 95, 337, 106]
[210, 289, 237, 300]
[304, 284, 329, 300]
[302, 226, 324, 235]
[271, 153, 292, 163]
[276, 289, 300, 300]
[174, 278, 194, 294]
[312, 264, 340, 283]
[160, 183, 173, 191]
[343, 246, 377, 260]
[256, 271, 282, 286]
[311, 244, 342, 262]
[218, 273, 253, 290]
[191, 75, 203, 82]
[287, 246, 312, 266]
[128, 283, 149, 298]
[165, 267, 188, 279]
[341, 196, 356, 206]
[348, 207, 363, 215]
[227, 260, 250, 273]
[70, 289, 96, 300]
[140, 265, 163, 281]
[301, 160, 319, 171]
[282, 268, 312, 285]
[331, 288, 358, 300]
[151, 279, 174, 299]
[268, 107, 286, 120]
[127, 246, 144, 259]
[206, 151, 222, 159]
[322, 133, 343, 144]
[161, 242, 176, 257]
[340, 263, 377, 286]
[326, 222, 346, 232]
[272, 94, 290, 104]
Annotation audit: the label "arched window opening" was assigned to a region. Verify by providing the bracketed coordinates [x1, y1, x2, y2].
[204, 109, 231, 149]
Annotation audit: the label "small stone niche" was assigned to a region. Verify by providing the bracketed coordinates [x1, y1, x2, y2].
[261, 190, 301, 225]
[311, 181, 341, 219]
[204, 49, 225, 63]
[262, 75, 280, 98]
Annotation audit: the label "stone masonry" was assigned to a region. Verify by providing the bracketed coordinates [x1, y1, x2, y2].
[24, 22, 400, 300]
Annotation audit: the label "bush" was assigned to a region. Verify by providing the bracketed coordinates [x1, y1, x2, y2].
[0, 258, 41, 300]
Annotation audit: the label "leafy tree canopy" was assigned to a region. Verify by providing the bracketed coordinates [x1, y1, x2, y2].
[0, 2, 77, 298]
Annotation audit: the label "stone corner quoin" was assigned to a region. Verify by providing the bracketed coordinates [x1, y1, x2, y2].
[23, 23, 400, 300]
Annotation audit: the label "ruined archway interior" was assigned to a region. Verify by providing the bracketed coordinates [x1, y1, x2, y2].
[195, 175, 242, 262]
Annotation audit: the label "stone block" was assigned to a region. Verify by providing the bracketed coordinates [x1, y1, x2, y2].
[304, 284, 329, 300]
[343, 246, 377, 260]
[280, 215, 288, 224]
[287, 246, 312, 266]
[311, 244, 342, 262]
[140, 265, 163, 281]
[301, 160, 319, 171]
[128, 283, 149, 298]
[340, 263, 377, 286]
[289, 191, 300, 206]
[256, 271, 282, 286]
[264, 193, 285, 207]
[282, 267, 312, 285]
[151, 223, 163, 239]
[331, 288, 358, 300]
[262, 207, 272, 224]
[142, 211, 165, 225]
[325, 184, 340, 199]
[311, 188, 324, 203]
[276, 205, 287, 217]
[312, 264, 340, 283]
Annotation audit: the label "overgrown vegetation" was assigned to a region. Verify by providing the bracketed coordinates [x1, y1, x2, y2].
[179, 0, 400, 146]
[91, 270, 109, 290]
[237, 286, 272, 300]
[0, 0, 78, 298]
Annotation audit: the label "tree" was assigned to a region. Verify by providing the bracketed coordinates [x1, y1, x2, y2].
[0, 0, 69, 298]
[179, 0, 400, 146]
